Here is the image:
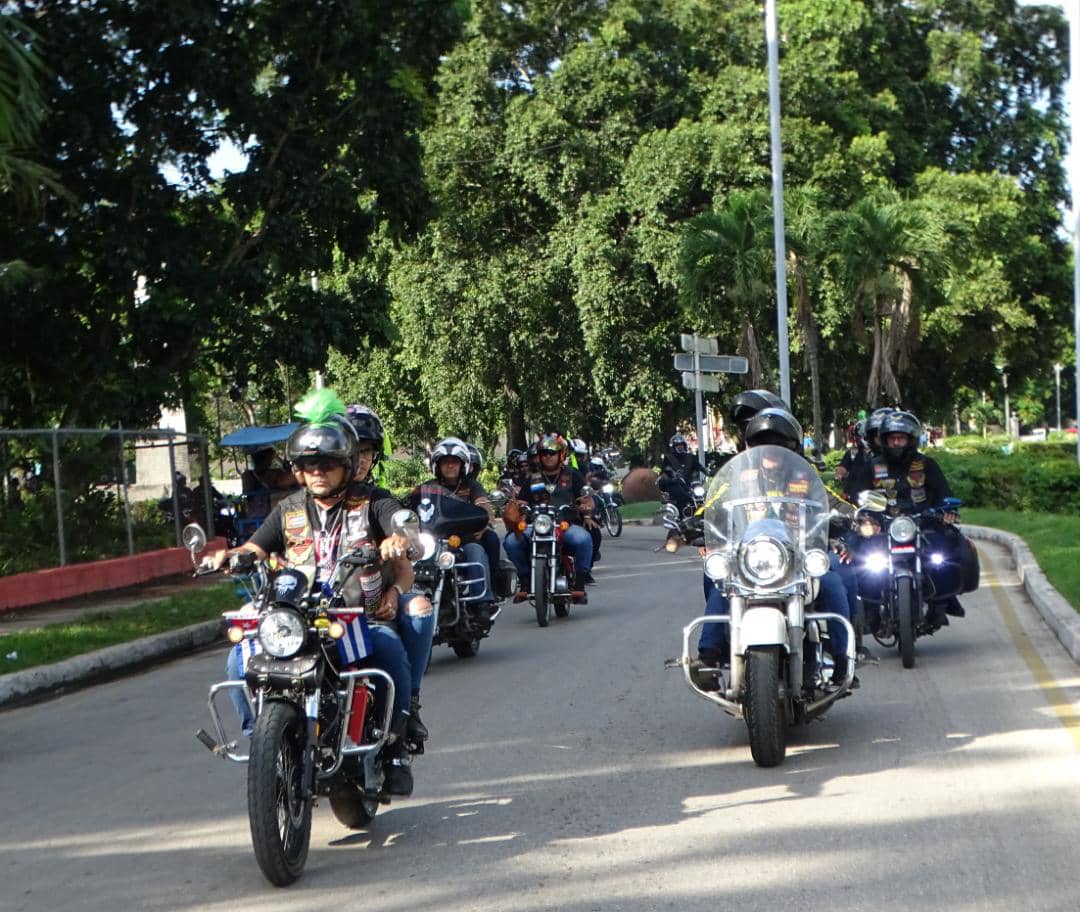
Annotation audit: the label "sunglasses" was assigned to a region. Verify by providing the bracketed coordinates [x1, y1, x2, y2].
[538, 449, 560, 457]
[296, 457, 342, 473]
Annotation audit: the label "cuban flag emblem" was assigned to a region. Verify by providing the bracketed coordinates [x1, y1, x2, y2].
[234, 636, 262, 675]
[331, 610, 373, 665]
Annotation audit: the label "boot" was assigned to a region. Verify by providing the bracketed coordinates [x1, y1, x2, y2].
[942, 596, 965, 617]
[382, 719, 414, 797]
[406, 696, 428, 743]
[827, 656, 859, 692]
[513, 574, 531, 603]
[572, 572, 589, 604]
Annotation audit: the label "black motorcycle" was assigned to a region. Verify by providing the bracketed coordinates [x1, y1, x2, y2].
[190, 513, 424, 886]
[852, 493, 966, 668]
[413, 496, 512, 658]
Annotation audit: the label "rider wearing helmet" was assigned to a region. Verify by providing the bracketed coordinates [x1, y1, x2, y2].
[835, 418, 871, 485]
[205, 390, 425, 796]
[568, 437, 588, 470]
[404, 437, 499, 624]
[658, 432, 699, 520]
[845, 409, 979, 628]
[692, 405, 857, 692]
[505, 432, 595, 604]
[727, 389, 789, 448]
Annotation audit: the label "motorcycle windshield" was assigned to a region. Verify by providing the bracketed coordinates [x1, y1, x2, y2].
[703, 446, 829, 556]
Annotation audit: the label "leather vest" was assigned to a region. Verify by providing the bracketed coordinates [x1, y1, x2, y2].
[869, 455, 928, 515]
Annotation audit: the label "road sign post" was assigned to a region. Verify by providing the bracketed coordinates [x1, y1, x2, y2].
[673, 334, 749, 467]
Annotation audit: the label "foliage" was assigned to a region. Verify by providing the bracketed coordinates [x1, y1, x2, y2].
[933, 445, 1080, 515]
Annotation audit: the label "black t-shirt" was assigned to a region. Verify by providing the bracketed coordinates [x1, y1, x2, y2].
[518, 466, 588, 510]
[249, 483, 402, 556]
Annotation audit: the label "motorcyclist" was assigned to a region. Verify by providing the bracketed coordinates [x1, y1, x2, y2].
[845, 409, 979, 628]
[692, 407, 858, 692]
[657, 433, 699, 520]
[404, 437, 498, 625]
[834, 419, 872, 486]
[504, 433, 595, 604]
[205, 399, 427, 796]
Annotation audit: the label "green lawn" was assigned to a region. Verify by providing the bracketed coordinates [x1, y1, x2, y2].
[962, 508, 1080, 613]
[0, 583, 236, 675]
[621, 500, 661, 521]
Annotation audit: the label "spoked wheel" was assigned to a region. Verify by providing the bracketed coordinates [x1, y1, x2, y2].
[533, 555, 550, 627]
[328, 783, 379, 829]
[554, 596, 571, 618]
[896, 577, 916, 669]
[247, 701, 312, 886]
[744, 647, 787, 768]
[604, 503, 623, 537]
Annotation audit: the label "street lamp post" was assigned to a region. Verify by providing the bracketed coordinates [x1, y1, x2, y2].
[997, 363, 1011, 437]
[765, 0, 790, 405]
[1055, 362, 1063, 433]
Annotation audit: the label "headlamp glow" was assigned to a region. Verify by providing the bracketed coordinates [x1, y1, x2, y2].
[804, 549, 830, 578]
[864, 552, 889, 574]
[703, 551, 730, 581]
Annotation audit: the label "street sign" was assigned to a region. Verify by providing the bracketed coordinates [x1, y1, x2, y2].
[679, 333, 718, 355]
[681, 371, 720, 393]
[673, 353, 749, 374]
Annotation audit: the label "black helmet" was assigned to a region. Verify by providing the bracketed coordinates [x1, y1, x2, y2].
[880, 410, 921, 465]
[286, 422, 358, 477]
[865, 407, 895, 454]
[344, 404, 385, 464]
[465, 443, 483, 477]
[669, 433, 688, 453]
[728, 390, 788, 434]
[743, 408, 803, 453]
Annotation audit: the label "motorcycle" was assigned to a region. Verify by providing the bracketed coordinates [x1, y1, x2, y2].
[188, 512, 425, 887]
[509, 482, 587, 627]
[852, 491, 966, 668]
[666, 446, 855, 767]
[593, 479, 623, 537]
[159, 476, 241, 546]
[412, 495, 513, 658]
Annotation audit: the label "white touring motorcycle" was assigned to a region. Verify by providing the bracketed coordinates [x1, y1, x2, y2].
[667, 446, 856, 767]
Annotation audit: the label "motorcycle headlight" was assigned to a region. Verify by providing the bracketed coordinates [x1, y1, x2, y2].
[703, 551, 730, 580]
[257, 609, 306, 658]
[692, 484, 706, 498]
[534, 513, 555, 536]
[437, 550, 456, 570]
[930, 552, 945, 566]
[804, 548, 830, 578]
[602, 483, 615, 494]
[864, 552, 889, 574]
[889, 516, 918, 544]
[739, 537, 788, 585]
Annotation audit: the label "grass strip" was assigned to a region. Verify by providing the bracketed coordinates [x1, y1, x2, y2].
[621, 500, 661, 521]
[0, 583, 237, 675]
[962, 508, 1080, 613]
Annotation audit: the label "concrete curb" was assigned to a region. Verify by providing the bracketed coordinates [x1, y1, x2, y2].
[962, 525, 1080, 665]
[0, 618, 224, 710]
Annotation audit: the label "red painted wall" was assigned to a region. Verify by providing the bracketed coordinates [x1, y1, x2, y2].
[0, 538, 227, 613]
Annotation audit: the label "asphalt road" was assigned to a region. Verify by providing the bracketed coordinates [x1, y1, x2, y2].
[2, 526, 1079, 912]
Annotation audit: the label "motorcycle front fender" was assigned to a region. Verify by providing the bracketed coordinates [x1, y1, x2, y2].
[737, 606, 790, 652]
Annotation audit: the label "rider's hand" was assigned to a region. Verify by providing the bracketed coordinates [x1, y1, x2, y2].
[380, 534, 409, 562]
[201, 549, 228, 573]
[374, 584, 400, 621]
[942, 510, 959, 525]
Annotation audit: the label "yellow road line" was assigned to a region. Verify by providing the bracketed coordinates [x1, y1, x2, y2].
[979, 544, 1080, 751]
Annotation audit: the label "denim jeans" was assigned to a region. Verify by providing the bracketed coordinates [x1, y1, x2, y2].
[396, 591, 435, 697]
[503, 523, 593, 579]
[456, 541, 493, 603]
[225, 644, 254, 733]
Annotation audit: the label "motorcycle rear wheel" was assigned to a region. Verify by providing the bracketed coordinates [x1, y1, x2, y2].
[604, 504, 623, 537]
[533, 555, 550, 627]
[328, 783, 379, 829]
[247, 701, 312, 886]
[744, 647, 787, 768]
[897, 577, 916, 669]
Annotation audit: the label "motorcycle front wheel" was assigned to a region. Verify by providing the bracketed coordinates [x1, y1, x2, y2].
[604, 503, 623, 537]
[896, 577, 916, 669]
[328, 782, 379, 829]
[533, 555, 550, 627]
[247, 701, 312, 886]
[744, 647, 787, 768]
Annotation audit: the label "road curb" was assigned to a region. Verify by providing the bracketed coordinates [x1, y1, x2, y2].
[0, 618, 224, 710]
[962, 525, 1080, 665]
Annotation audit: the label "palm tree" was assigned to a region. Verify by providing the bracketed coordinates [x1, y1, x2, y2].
[828, 192, 944, 408]
[680, 189, 774, 388]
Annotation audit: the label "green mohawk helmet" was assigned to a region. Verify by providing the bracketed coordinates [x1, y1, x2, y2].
[294, 388, 346, 427]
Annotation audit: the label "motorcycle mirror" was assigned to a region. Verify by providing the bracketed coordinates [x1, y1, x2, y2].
[857, 490, 888, 512]
[942, 496, 963, 511]
[181, 523, 207, 555]
[579, 486, 592, 499]
[487, 490, 508, 509]
[390, 509, 421, 539]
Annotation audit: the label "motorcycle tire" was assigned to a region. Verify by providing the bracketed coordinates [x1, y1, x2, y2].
[533, 555, 550, 628]
[328, 783, 379, 830]
[897, 577, 916, 669]
[247, 701, 312, 886]
[604, 504, 623, 538]
[452, 636, 481, 658]
[744, 647, 787, 768]
[554, 597, 571, 618]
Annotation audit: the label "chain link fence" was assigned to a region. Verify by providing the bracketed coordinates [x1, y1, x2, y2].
[0, 428, 214, 571]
